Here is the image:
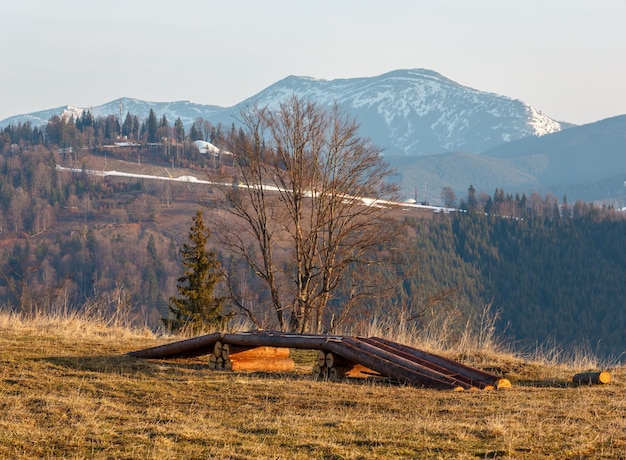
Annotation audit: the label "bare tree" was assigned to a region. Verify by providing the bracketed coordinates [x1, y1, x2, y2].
[211, 96, 399, 333]
[440, 186, 457, 208]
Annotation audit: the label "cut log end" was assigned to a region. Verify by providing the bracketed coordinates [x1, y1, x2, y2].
[495, 378, 512, 389]
[213, 341, 223, 358]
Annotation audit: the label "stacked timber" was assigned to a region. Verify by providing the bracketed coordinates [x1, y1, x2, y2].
[127, 331, 510, 390]
[312, 351, 382, 381]
[208, 341, 295, 372]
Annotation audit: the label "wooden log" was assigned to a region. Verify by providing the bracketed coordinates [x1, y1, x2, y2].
[325, 352, 356, 369]
[226, 346, 291, 361]
[213, 341, 223, 359]
[221, 343, 231, 360]
[573, 371, 611, 385]
[208, 353, 218, 370]
[222, 331, 342, 350]
[323, 338, 468, 390]
[312, 364, 324, 379]
[317, 350, 327, 367]
[228, 357, 295, 372]
[363, 337, 511, 389]
[127, 332, 223, 359]
[342, 337, 473, 389]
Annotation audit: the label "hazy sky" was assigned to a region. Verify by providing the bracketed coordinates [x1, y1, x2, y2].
[1, 0, 625, 125]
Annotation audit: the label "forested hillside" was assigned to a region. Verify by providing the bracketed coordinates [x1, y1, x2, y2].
[406, 204, 626, 361]
[1, 111, 624, 361]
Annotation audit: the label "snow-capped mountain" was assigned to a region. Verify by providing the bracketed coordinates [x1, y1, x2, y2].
[218, 69, 563, 155]
[0, 69, 565, 155]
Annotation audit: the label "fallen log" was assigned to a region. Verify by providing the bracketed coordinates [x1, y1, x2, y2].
[325, 352, 356, 369]
[127, 332, 223, 359]
[573, 371, 611, 385]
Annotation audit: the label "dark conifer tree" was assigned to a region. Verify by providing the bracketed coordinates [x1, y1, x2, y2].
[122, 112, 133, 138]
[147, 109, 158, 143]
[167, 210, 227, 333]
[174, 117, 185, 143]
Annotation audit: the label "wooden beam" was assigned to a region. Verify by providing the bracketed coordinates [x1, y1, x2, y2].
[127, 332, 223, 359]
[221, 331, 342, 350]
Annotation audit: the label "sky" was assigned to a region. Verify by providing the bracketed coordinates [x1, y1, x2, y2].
[1, 0, 625, 125]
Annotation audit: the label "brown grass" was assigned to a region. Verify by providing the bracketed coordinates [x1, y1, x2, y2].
[1, 311, 624, 459]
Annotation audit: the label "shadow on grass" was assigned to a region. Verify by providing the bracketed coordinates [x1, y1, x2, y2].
[36, 353, 408, 390]
[37, 354, 335, 383]
[41, 355, 591, 390]
[512, 378, 574, 388]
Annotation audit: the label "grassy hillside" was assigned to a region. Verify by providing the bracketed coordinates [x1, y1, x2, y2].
[1, 312, 624, 459]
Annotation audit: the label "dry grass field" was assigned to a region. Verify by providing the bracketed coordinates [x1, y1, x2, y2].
[1, 312, 624, 459]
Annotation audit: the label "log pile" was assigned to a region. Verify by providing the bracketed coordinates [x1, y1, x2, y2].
[208, 341, 295, 372]
[128, 330, 511, 390]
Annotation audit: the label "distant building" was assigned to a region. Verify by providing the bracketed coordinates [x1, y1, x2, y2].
[193, 140, 232, 156]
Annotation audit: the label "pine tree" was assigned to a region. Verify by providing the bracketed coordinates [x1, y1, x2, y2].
[167, 210, 227, 333]
[147, 109, 158, 143]
[122, 112, 133, 138]
[174, 117, 185, 143]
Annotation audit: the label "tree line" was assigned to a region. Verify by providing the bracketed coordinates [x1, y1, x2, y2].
[0, 109, 230, 151]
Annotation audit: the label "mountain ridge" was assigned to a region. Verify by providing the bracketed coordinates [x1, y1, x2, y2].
[6, 69, 625, 203]
[1, 69, 564, 156]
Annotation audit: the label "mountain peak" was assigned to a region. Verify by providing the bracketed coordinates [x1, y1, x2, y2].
[229, 68, 564, 155]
